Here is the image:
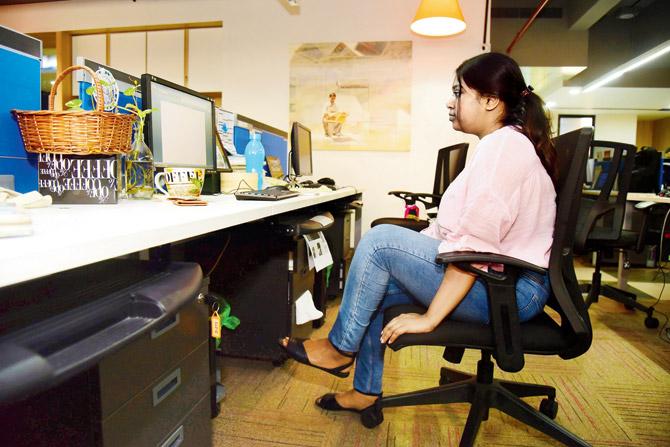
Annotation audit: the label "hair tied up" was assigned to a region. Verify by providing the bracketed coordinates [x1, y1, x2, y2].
[521, 85, 534, 98]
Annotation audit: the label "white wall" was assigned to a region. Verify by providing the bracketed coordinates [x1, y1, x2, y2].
[1, 0, 487, 230]
[593, 114, 638, 145]
[551, 111, 639, 145]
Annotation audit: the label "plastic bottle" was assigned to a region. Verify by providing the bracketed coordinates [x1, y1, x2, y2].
[245, 132, 266, 190]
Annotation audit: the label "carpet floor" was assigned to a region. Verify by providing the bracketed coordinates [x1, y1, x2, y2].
[213, 264, 670, 446]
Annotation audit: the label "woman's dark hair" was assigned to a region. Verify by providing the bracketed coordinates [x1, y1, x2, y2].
[455, 52, 557, 186]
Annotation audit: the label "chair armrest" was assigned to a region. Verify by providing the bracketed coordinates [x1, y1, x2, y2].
[436, 251, 546, 280]
[388, 191, 441, 209]
[435, 251, 546, 372]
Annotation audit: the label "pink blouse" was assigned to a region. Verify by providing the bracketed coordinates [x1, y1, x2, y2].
[421, 126, 556, 268]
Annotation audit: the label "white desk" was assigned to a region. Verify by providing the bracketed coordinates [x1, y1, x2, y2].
[583, 190, 670, 204]
[0, 187, 360, 288]
[626, 192, 670, 204]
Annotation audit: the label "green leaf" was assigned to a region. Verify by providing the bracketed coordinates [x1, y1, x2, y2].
[125, 103, 141, 112]
[85, 86, 95, 96]
[99, 79, 111, 86]
[65, 99, 83, 109]
[123, 86, 137, 96]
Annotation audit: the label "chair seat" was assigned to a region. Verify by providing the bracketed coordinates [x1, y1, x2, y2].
[584, 229, 638, 250]
[370, 218, 429, 231]
[385, 304, 569, 356]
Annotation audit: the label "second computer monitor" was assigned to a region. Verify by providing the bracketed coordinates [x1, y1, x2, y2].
[141, 74, 216, 170]
[290, 122, 313, 177]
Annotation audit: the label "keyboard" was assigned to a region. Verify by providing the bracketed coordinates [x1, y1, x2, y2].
[234, 189, 300, 201]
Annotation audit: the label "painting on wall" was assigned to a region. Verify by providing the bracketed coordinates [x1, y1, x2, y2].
[289, 41, 412, 152]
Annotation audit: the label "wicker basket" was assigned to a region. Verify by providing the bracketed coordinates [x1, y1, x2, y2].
[12, 65, 135, 155]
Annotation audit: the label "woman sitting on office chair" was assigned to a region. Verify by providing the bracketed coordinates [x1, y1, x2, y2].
[280, 52, 557, 427]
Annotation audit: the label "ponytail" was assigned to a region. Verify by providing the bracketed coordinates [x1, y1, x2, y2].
[507, 88, 558, 188]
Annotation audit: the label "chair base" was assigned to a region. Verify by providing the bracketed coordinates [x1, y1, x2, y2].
[584, 283, 659, 329]
[380, 353, 590, 447]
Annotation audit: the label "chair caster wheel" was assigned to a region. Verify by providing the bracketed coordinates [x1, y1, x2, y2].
[645, 316, 659, 329]
[539, 398, 558, 419]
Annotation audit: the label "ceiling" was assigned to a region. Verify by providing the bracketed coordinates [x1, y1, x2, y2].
[492, 0, 670, 120]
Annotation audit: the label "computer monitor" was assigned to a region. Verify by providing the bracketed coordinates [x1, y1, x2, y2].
[630, 147, 662, 193]
[290, 122, 313, 177]
[141, 74, 216, 170]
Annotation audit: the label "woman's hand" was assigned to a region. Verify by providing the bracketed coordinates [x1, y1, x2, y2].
[381, 313, 436, 345]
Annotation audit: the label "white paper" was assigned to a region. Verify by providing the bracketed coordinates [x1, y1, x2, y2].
[309, 214, 334, 227]
[215, 107, 238, 155]
[303, 231, 333, 272]
[294, 290, 323, 325]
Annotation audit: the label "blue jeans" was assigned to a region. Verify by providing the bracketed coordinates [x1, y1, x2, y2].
[327, 224, 550, 395]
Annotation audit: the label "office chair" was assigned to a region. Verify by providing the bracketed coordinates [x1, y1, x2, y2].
[370, 142, 469, 231]
[575, 140, 660, 329]
[379, 128, 595, 446]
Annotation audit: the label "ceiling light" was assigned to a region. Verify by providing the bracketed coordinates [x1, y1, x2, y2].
[411, 0, 466, 37]
[616, 6, 637, 20]
[583, 40, 670, 93]
[569, 87, 582, 95]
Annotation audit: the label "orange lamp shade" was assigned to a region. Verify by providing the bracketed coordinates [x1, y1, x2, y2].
[411, 0, 466, 37]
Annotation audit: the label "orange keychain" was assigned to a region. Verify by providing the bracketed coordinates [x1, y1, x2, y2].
[211, 309, 221, 339]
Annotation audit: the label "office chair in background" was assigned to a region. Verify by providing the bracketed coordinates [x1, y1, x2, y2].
[378, 128, 595, 446]
[575, 140, 660, 329]
[370, 142, 469, 231]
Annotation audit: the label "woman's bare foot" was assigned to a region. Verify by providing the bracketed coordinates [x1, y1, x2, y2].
[279, 337, 353, 371]
[317, 389, 378, 411]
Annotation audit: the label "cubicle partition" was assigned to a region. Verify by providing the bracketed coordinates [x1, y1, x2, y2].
[0, 26, 41, 193]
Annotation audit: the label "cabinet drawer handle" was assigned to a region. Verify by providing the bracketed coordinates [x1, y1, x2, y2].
[152, 368, 181, 407]
[159, 425, 184, 447]
[151, 313, 180, 339]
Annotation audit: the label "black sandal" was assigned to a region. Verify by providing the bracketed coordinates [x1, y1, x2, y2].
[315, 393, 384, 428]
[278, 338, 355, 378]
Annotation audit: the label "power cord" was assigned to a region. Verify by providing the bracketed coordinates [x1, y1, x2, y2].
[205, 232, 232, 278]
[221, 179, 255, 195]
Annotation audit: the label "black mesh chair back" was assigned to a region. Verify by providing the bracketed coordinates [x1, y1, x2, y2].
[432, 142, 469, 207]
[574, 140, 637, 252]
[370, 142, 469, 229]
[547, 127, 595, 359]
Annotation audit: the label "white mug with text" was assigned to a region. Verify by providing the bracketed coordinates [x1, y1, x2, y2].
[154, 167, 205, 199]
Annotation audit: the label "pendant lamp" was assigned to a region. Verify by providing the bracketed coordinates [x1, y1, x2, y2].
[411, 0, 466, 37]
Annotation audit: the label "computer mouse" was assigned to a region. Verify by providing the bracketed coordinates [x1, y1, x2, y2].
[318, 177, 335, 186]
